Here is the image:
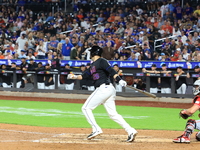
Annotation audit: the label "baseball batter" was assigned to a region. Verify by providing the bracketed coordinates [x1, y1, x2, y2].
[173, 79, 200, 143]
[68, 46, 138, 142]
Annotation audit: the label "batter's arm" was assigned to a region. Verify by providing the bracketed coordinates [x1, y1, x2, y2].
[68, 70, 91, 80]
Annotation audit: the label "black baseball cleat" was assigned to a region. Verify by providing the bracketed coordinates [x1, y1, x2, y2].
[87, 131, 103, 140]
[126, 131, 138, 142]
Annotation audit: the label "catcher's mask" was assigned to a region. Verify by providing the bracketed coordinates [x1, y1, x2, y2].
[193, 80, 200, 95]
[89, 46, 103, 57]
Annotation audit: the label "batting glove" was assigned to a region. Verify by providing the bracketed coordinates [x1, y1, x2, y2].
[119, 80, 127, 87]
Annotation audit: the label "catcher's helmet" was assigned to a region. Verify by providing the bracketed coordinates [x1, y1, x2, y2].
[193, 80, 200, 95]
[89, 46, 103, 57]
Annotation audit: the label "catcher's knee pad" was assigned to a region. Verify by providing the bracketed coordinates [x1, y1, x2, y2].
[196, 132, 200, 141]
[186, 119, 196, 126]
[186, 119, 196, 132]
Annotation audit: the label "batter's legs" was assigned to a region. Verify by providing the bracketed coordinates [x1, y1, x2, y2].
[103, 94, 137, 136]
[82, 86, 112, 133]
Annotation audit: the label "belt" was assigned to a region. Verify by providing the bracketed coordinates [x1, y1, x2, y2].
[100, 83, 111, 86]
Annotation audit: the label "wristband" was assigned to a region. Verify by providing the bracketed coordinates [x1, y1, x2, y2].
[116, 76, 122, 82]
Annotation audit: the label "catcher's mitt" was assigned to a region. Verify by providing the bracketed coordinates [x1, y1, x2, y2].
[180, 109, 191, 119]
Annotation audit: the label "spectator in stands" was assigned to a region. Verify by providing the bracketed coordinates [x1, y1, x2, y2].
[177, 54, 186, 61]
[36, 39, 46, 59]
[0, 0, 198, 65]
[70, 45, 79, 60]
[182, 48, 191, 61]
[4, 50, 13, 59]
[18, 50, 27, 59]
[142, 44, 152, 60]
[102, 41, 115, 60]
[27, 32, 35, 49]
[0, 51, 4, 59]
[26, 51, 35, 60]
[16, 31, 28, 55]
[171, 48, 182, 61]
[48, 35, 59, 51]
[61, 37, 74, 60]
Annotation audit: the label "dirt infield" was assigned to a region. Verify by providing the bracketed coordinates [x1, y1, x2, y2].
[0, 94, 198, 150]
[1, 124, 200, 150]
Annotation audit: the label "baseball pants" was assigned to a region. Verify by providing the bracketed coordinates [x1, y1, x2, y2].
[37, 82, 45, 89]
[150, 88, 158, 93]
[87, 86, 95, 91]
[11, 82, 21, 88]
[2, 83, 12, 88]
[161, 88, 171, 94]
[82, 83, 135, 135]
[176, 83, 187, 94]
[65, 83, 74, 90]
[44, 85, 54, 89]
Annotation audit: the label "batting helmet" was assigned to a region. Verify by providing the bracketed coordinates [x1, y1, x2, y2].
[193, 80, 200, 95]
[89, 46, 103, 57]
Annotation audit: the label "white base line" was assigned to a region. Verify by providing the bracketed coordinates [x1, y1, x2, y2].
[0, 129, 56, 135]
[0, 140, 35, 142]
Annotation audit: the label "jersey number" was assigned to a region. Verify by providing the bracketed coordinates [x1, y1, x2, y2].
[92, 73, 99, 80]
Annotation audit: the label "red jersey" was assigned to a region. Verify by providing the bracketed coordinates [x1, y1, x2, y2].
[193, 95, 200, 106]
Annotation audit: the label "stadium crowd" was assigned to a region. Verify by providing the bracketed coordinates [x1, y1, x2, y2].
[0, 0, 200, 91]
[0, 0, 199, 62]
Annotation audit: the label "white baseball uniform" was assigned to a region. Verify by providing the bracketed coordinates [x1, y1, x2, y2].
[81, 58, 136, 135]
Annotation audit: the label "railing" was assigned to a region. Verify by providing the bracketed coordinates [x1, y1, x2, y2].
[60, 24, 98, 34]
[154, 35, 177, 51]
[154, 30, 195, 52]
[0, 69, 196, 98]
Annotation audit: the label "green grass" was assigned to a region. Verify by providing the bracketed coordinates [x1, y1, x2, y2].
[0, 100, 198, 131]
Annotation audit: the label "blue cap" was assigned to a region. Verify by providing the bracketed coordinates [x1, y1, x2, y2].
[21, 50, 25, 52]
[161, 53, 165, 56]
[7, 50, 10, 53]
[196, 48, 200, 51]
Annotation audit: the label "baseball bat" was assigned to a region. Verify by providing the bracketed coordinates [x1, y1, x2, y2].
[126, 85, 157, 98]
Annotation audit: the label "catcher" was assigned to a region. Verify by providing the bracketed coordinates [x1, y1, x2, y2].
[173, 79, 200, 143]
